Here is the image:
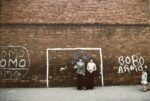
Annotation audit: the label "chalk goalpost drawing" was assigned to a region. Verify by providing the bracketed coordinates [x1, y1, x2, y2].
[46, 48, 104, 87]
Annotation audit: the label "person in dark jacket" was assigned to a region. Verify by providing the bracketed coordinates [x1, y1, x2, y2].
[74, 58, 85, 90]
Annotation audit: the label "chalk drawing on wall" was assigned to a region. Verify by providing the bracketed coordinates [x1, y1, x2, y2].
[71, 51, 92, 65]
[0, 46, 30, 80]
[59, 66, 68, 72]
[46, 48, 104, 87]
[117, 55, 146, 74]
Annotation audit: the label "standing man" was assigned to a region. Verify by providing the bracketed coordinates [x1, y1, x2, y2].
[74, 58, 85, 90]
[86, 58, 97, 90]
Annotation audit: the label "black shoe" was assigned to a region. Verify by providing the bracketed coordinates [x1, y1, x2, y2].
[77, 88, 82, 90]
[83, 87, 87, 90]
[141, 90, 147, 92]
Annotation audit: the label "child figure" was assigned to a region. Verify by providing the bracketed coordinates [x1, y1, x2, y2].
[144, 65, 150, 91]
[141, 68, 148, 92]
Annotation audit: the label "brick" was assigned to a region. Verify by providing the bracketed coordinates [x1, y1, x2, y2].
[0, 25, 149, 87]
[0, 0, 149, 24]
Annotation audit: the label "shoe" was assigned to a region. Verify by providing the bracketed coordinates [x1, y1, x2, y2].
[83, 87, 87, 90]
[141, 90, 147, 92]
[77, 88, 82, 90]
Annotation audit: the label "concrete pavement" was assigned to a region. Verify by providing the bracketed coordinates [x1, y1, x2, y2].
[0, 85, 150, 101]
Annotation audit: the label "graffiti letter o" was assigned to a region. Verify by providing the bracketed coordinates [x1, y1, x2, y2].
[138, 66, 143, 71]
[125, 56, 131, 64]
[0, 59, 7, 67]
[139, 57, 144, 66]
[19, 59, 26, 68]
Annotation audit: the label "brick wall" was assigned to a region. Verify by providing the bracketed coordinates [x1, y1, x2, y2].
[1, 0, 149, 24]
[0, 25, 149, 87]
[0, 0, 149, 87]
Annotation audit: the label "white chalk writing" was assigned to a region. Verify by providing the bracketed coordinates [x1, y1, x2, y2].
[0, 46, 30, 80]
[118, 55, 145, 74]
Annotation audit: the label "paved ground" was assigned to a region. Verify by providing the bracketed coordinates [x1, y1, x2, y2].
[0, 85, 150, 101]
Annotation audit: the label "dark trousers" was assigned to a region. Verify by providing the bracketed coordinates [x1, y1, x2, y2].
[86, 72, 94, 89]
[77, 74, 84, 90]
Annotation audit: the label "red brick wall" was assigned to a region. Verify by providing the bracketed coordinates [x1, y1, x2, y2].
[0, 25, 149, 87]
[1, 0, 149, 24]
[0, 0, 149, 87]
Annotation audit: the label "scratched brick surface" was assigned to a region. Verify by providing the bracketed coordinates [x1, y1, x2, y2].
[0, 0, 149, 87]
[0, 25, 150, 87]
[0, 0, 149, 24]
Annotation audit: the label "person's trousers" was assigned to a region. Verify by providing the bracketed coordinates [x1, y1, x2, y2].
[77, 74, 84, 90]
[86, 72, 94, 89]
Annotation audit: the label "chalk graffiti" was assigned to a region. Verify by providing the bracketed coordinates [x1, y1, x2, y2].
[117, 55, 145, 74]
[60, 66, 68, 72]
[71, 51, 92, 65]
[0, 46, 30, 80]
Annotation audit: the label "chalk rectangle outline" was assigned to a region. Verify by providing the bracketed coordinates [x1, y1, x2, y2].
[46, 48, 104, 87]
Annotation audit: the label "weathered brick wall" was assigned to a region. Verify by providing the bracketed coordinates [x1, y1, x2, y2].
[1, 0, 149, 24]
[0, 25, 149, 87]
[0, 0, 149, 87]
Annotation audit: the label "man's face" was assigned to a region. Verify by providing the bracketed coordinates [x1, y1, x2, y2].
[79, 59, 82, 62]
[90, 59, 93, 62]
